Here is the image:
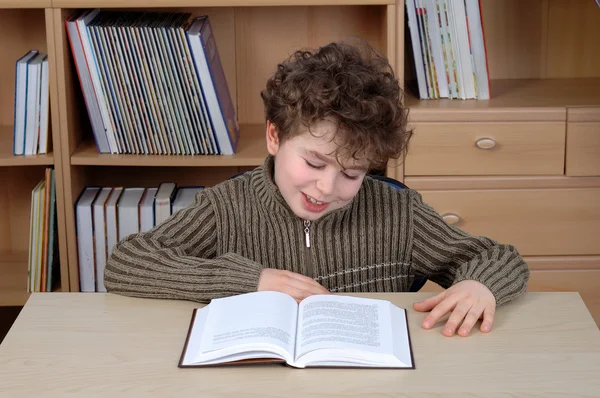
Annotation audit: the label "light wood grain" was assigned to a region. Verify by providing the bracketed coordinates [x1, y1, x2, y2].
[0, 0, 49, 8]
[546, 0, 600, 78]
[0, 292, 598, 396]
[0, 9, 47, 126]
[53, 0, 393, 7]
[417, 188, 600, 256]
[0, 252, 30, 306]
[235, 5, 386, 124]
[406, 78, 600, 115]
[70, 124, 267, 167]
[405, 175, 600, 190]
[566, 121, 600, 177]
[405, 122, 565, 176]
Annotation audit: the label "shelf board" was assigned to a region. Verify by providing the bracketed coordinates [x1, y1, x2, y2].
[0, 126, 54, 167]
[0, 252, 30, 306]
[0, 0, 50, 7]
[406, 78, 600, 116]
[71, 124, 268, 167]
[53, 0, 393, 8]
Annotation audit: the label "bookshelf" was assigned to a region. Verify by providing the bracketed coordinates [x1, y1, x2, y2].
[0, 1, 597, 323]
[0, 6, 69, 306]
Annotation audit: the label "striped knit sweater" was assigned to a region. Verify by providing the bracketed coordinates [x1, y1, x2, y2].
[105, 156, 529, 305]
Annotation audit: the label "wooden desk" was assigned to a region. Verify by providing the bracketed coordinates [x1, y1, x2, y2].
[0, 292, 599, 397]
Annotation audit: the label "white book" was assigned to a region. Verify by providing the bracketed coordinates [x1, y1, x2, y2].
[450, 0, 476, 99]
[172, 187, 203, 214]
[76, 187, 100, 292]
[24, 53, 45, 156]
[92, 187, 113, 293]
[117, 188, 146, 241]
[14, 50, 39, 156]
[179, 292, 414, 369]
[154, 182, 177, 226]
[425, 0, 449, 98]
[406, 1, 428, 99]
[465, 0, 490, 99]
[105, 187, 123, 258]
[66, 11, 110, 153]
[139, 187, 157, 233]
[438, 0, 458, 98]
[38, 57, 50, 154]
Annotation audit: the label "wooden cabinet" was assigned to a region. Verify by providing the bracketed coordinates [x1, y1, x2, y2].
[566, 108, 600, 177]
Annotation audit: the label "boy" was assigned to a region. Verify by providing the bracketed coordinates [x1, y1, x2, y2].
[105, 42, 529, 338]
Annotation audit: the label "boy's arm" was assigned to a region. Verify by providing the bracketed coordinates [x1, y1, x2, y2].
[409, 191, 529, 306]
[104, 192, 263, 303]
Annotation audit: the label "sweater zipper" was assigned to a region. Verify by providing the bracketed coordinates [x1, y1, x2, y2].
[303, 220, 313, 278]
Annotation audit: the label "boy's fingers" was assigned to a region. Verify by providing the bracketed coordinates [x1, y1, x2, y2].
[283, 277, 327, 297]
[421, 294, 457, 329]
[413, 291, 446, 312]
[480, 306, 495, 333]
[286, 270, 330, 293]
[443, 300, 473, 336]
[457, 304, 485, 337]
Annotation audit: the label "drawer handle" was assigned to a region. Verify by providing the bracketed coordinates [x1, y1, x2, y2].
[442, 213, 460, 225]
[475, 138, 496, 149]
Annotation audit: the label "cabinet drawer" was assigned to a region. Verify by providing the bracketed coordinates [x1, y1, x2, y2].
[418, 188, 600, 256]
[566, 108, 600, 177]
[528, 270, 600, 327]
[405, 122, 565, 176]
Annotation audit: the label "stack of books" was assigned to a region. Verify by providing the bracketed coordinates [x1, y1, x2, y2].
[13, 50, 50, 156]
[406, 0, 491, 100]
[28, 168, 59, 292]
[75, 183, 204, 292]
[66, 10, 239, 155]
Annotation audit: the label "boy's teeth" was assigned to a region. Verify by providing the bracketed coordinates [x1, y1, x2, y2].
[307, 195, 323, 205]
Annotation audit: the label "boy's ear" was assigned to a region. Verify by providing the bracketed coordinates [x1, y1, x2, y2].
[266, 121, 280, 156]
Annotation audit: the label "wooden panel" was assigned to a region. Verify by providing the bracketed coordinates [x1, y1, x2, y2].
[418, 188, 600, 256]
[53, 0, 393, 8]
[0, 0, 49, 8]
[479, 0, 546, 79]
[528, 270, 600, 327]
[235, 5, 385, 124]
[406, 78, 600, 113]
[525, 256, 600, 271]
[0, 252, 30, 306]
[405, 122, 565, 176]
[546, 0, 600, 78]
[406, 175, 600, 190]
[566, 122, 600, 177]
[0, 9, 47, 126]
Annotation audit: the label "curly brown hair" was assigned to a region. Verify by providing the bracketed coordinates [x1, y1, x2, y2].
[260, 41, 411, 170]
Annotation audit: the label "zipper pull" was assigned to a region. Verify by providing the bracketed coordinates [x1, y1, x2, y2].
[303, 220, 311, 248]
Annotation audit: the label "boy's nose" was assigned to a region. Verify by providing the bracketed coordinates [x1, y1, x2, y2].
[315, 174, 336, 197]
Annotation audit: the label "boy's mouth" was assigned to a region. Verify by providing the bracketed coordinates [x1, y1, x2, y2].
[302, 193, 330, 212]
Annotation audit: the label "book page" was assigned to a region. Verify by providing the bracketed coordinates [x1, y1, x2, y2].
[198, 291, 298, 357]
[295, 295, 395, 359]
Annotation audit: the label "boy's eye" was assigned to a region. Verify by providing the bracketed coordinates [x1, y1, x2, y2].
[342, 172, 359, 181]
[305, 160, 325, 170]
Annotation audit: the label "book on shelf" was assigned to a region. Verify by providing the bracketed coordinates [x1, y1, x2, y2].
[13, 50, 50, 156]
[75, 183, 203, 292]
[179, 291, 415, 369]
[28, 168, 59, 293]
[65, 9, 239, 155]
[406, 0, 490, 100]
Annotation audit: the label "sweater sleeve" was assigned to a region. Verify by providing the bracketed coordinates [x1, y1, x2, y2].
[409, 191, 529, 306]
[104, 192, 263, 303]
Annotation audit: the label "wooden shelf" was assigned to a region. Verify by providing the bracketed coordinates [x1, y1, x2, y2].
[53, 0, 393, 8]
[70, 124, 268, 167]
[0, 126, 54, 166]
[0, 0, 50, 8]
[406, 78, 600, 117]
[0, 252, 30, 306]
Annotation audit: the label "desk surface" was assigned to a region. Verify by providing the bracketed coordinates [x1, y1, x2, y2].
[0, 292, 599, 397]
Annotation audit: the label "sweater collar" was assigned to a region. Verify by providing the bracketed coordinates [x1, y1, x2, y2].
[252, 155, 358, 220]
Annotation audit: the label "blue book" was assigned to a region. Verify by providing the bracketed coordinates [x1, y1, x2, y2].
[187, 16, 239, 155]
[13, 50, 39, 155]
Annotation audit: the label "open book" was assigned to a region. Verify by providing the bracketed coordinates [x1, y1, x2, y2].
[179, 291, 414, 369]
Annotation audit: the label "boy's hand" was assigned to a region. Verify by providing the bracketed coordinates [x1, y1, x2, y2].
[413, 280, 496, 337]
[257, 268, 330, 303]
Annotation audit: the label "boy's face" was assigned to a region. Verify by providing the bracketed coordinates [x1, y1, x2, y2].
[266, 120, 368, 221]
